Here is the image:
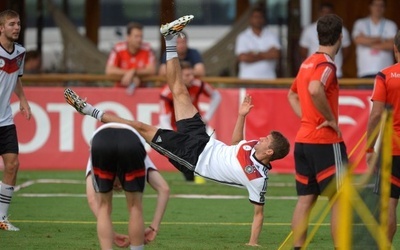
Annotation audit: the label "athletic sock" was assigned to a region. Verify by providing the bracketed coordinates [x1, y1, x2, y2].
[82, 103, 104, 121]
[0, 183, 14, 220]
[130, 244, 144, 250]
[164, 34, 178, 61]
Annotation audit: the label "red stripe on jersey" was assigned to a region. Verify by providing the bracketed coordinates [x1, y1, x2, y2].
[236, 141, 262, 181]
[295, 173, 309, 185]
[316, 165, 336, 183]
[93, 167, 114, 180]
[0, 55, 23, 74]
[125, 168, 146, 181]
[391, 175, 400, 188]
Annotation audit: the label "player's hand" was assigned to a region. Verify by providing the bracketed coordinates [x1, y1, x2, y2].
[20, 101, 32, 120]
[316, 120, 342, 138]
[239, 95, 254, 116]
[144, 226, 157, 244]
[113, 233, 130, 248]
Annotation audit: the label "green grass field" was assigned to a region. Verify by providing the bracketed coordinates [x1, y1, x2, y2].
[1, 171, 399, 249]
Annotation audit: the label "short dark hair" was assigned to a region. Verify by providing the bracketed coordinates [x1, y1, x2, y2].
[126, 22, 143, 35]
[269, 131, 290, 161]
[317, 14, 342, 46]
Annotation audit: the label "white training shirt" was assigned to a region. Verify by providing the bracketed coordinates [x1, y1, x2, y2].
[0, 43, 26, 126]
[299, 22, 351, 78]
[195, 139, 270, 204]
[235, 27, 281, 79]
[85, 123, 157, 177]
[352, 17, 398, 77]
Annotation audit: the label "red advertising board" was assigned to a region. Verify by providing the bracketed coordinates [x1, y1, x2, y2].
[9, 87, 371, 173]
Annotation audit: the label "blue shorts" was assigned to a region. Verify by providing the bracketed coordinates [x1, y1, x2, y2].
[150, 113, 210, 174]
[0, 125, 19, 155]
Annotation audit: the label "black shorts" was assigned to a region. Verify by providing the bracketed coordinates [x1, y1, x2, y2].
[374, 155, 400, 199]
[294, 142, 348, 197]
[91, 128, 146, 193]
[0, 125, 19, 155]
[150, 113, 210, 174]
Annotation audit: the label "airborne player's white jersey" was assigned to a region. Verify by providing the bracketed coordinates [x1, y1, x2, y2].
[0, 43, 26, 126]
[85, 123, 157, 178]
[195, 138, 270, 204]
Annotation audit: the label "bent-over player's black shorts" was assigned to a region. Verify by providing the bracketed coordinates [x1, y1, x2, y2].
[150, 113, 210, 174]
[0, 124, 19, 155]
[294, 142, 348, 197]
[91, 128, 146, 193]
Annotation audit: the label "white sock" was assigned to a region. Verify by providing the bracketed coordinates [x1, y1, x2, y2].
[82, 103, 104, 121]
[165, 34, 178, 61]
[0, 183, 14, 220]
[130, 244, 144, 250]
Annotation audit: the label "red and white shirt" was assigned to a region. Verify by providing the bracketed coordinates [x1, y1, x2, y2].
[0, 43, 25, 126]
[196, 139, 270, 204]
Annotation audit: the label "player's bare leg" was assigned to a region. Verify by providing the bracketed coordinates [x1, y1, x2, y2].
[160, 15, 198, 121]
[64, 88, 158, 143]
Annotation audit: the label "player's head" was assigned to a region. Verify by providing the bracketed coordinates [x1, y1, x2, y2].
[0, 10, 20, 42]
[317, 14, 342, 48]
[126, 22, 143, 49]
[255, 131, 290, 162]
[180, 60, 194, 87]
[268, 131, 290, 161]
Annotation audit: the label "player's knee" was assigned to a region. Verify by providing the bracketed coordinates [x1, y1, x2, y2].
[4, 160, 19, 174]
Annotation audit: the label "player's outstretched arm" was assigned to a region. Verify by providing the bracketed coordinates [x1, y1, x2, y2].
[246, 203, 264, 247]
[231, 95, 254, 145]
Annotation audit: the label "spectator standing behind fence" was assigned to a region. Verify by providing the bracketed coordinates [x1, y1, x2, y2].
[352, 0, 397, 78]
[105, 22, 156, 94]
[299, 2, 351, 78]
[158, 31, 205, 77]
[235, 6, 281, 79]
[159, 61, 221, 182]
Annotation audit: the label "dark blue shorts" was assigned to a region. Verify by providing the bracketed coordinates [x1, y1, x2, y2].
[150, 113, 210, 174]
[0, 125, 19, 155]
[91, 128, 146, 193]
[294, 142, 348, 197]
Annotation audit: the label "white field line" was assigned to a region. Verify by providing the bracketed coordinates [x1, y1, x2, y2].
[5, 179, 300, 200]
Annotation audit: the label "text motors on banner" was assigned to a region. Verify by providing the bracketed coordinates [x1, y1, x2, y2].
[10, 87, 371, 173]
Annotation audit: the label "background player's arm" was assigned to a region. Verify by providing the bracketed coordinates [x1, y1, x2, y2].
[231, 95, 254, 145]
[144, 169, 170, 244]
[288, 89, 302, 118]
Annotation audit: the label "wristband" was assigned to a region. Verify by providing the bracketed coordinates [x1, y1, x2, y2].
[149, 226, 158, 233]
[366, 148, 374, 153]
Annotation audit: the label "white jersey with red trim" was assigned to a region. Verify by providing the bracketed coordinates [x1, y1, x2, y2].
[195, 138, 270, 204]
[0, 43, 26, 126]
[85, 123, 157, 178]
